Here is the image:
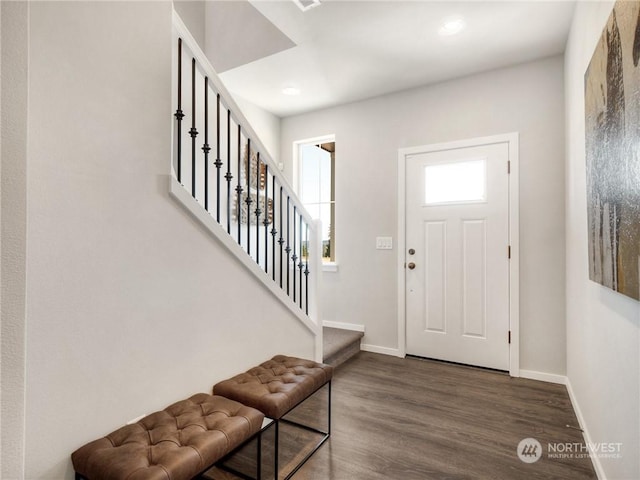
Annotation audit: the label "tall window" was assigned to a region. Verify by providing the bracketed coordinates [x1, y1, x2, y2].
[297, 138, 335, 263]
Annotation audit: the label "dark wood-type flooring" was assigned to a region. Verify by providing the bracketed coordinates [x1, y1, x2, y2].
[207, 352, 597, 480]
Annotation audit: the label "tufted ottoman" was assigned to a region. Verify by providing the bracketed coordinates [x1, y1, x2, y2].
[71, 394, 264, 480]
[213, 355, 333, 479]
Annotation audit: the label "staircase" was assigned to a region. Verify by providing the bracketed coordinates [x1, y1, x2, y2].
[169, 12, 322, 352]
[323, 328, 364, 367]
[170, 12, 371, 369]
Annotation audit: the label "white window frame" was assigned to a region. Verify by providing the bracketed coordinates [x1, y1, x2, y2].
[293, 134, 338, 272]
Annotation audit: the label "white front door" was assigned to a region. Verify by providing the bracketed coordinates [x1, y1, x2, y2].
[405, 139, 511, 370]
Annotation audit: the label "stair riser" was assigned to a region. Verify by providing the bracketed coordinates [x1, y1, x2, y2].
[324, 340, 361, 368]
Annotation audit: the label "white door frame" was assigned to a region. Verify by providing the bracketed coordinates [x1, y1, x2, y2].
[397, 133, 520, 377]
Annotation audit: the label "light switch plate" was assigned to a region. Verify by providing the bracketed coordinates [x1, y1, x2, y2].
[376, 236, 393, 250]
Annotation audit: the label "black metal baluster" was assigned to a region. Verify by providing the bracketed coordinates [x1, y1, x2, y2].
[225, 109, 233, 234]
[246, 139, 252, 256]
[299, 216, 304, 308]
[263, 164, 269, 274]
[215, 94, 223, 222]
[202, 76, 210, 211]
[189, 58, 198, 198]
[305, 223, 310, 315]
[285, 196, 290, 295]
[271, 175, 277, 281]
[174, 38, 184, 184]
[279, 187, 285, 289]
[255, 152, 261, 266]
[292, 206, 297, 303]
[236, 125, 242, 245]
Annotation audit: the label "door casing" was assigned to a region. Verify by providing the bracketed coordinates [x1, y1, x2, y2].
[397, 133, 520, 377]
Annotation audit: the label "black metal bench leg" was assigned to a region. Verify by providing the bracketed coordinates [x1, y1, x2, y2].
[256, 427, 262, 480]
[328, 380, 332, 435]
[274, 419, 280, 480]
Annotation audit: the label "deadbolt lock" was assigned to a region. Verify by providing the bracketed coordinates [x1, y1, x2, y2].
[408, 248, 415, 255]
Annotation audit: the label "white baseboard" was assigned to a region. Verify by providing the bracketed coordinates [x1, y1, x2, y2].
[565, 378, 605, 480]
[519, 371, 603, 479]
[323, 321, 365, 332]
[361, 343, 403, 358]
[519, 369, 567, 385]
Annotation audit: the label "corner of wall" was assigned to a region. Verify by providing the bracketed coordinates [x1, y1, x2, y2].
[1, 1, 29, 478]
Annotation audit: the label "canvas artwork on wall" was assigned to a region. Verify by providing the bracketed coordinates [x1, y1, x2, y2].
[584, 0, 640, 301]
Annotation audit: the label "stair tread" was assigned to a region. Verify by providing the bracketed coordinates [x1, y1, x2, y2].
[323, 327, 364, 361]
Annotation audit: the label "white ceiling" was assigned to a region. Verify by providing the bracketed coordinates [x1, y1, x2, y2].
[216, 0, 576, 118]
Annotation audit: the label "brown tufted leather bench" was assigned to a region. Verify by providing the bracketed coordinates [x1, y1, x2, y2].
[71, 393, 264, 480]
[213, 355, 333, 479]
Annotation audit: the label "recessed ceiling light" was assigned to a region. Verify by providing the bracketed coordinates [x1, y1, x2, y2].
[439, 17, 466, 36]
[282, 86, 301, 96]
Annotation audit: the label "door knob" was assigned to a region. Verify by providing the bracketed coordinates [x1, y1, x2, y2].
[407, 262, 416, 270]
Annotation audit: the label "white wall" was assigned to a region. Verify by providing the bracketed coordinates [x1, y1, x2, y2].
[565, 2, 640, 479]
[11, 3, 314, 479]
[281, 56, 567, 374]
